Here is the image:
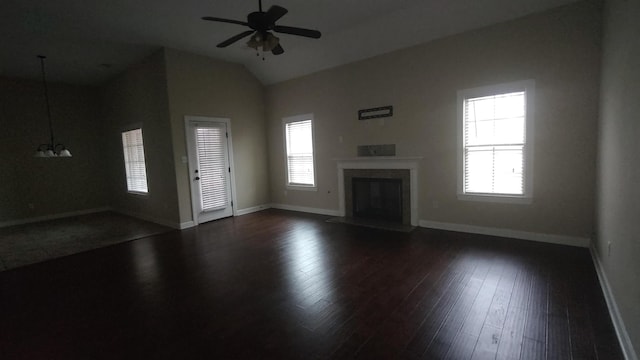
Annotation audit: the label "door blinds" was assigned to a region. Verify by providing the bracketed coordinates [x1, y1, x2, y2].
[196, 126, 228, 211]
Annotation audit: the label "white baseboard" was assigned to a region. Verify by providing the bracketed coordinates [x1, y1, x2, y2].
[590, 246, 638, 360]
[178, 221, 195, 229]
[419, 220, 590, 248]
[270, 203, 340, 217]
[113, 209, 181, 229]
[235, 204, 271, 216]
[0, 207, 112, 228]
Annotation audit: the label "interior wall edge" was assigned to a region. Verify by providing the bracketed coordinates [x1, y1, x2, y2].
[590, 245, 639, 360]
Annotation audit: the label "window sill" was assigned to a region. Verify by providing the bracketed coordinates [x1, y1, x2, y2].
[457, 193, 532, 205]
[127, 191, 149, 197]
[286, 185, 317, 192]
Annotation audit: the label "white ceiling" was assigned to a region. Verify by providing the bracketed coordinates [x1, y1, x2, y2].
[0, 0, 579, 86]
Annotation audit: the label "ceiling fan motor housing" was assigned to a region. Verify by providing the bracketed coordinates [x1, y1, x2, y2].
[248, 12, 273, 31]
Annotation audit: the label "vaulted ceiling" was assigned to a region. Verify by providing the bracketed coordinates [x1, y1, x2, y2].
[1, 0, 579, 86]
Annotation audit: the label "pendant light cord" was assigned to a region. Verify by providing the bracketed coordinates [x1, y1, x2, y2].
[38, 55, 55, 148]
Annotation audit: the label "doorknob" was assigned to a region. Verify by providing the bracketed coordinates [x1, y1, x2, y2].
[194, 177, 200, 181]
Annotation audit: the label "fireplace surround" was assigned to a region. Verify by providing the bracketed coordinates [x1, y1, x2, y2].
[336, 157, 421, 226]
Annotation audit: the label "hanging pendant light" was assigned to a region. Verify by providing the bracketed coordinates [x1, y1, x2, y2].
[33, 55, 72, 158]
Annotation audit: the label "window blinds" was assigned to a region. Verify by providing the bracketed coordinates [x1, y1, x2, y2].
[285, 119, 315, 186]
[463, 91, 526, 195]
[121, 128, 148, 193]
[196, 127, 228, 211]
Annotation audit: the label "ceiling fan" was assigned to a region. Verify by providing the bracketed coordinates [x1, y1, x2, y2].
[202, 0, 321, 56]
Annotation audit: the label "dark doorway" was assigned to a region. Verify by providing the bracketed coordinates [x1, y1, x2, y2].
[352, 177, 403, 222]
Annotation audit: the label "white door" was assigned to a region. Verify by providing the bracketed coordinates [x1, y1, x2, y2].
[186, 117, 234, 224]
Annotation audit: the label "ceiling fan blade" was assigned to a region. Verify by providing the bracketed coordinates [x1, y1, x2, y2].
[273, 26, 321, 39]
[272, 44, 284, 55]
[202, 16, 248, 27]
[217, 30, 255, 48]
[265, 5, 288, 24]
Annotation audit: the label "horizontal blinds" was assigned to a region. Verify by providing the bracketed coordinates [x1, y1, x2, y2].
[464, 91, 525, 195]
[121, 129, 148, 193]
[196, 127, 228, 211]
[285, 119, 314, 186]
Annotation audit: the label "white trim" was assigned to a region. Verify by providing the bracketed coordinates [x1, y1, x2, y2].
[270, 203, 340, 217]
[457, 79, 535, 204]
[283, 114, 317, 190]
[0, 207, 112, 228]
[336, 157, 421, 226]
[184, 116, 237, 225]
[457, 193, 533, 205]
[590, 246, 639, 360]
[333, 156, 423, 162]
[121, 127, 149, 194]
[286, 184, 318, 192]
[178, 221, 195, 229]
[235, 204, 271, 216]
[419, 220, 590, 248]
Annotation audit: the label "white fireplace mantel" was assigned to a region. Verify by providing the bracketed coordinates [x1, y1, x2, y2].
[336, 156, 422, 226]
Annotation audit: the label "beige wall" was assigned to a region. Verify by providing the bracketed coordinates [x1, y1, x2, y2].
[100, 50, 180, 226]
[596, 0, 640, 356]
[0, 76, 108, 223]
[163, 48, 269, 223]
[266, 1, 601, 238]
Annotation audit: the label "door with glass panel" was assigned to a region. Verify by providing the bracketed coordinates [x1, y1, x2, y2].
[186, 117, 234, 224]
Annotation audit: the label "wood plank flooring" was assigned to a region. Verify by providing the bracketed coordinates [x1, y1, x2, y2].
[0, 209, 623, 359]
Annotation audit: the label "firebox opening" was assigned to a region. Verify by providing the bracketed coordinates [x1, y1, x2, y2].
[352, 177, 403, 223]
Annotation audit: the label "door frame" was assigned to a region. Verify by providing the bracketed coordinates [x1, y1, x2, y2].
[184, 115, 238, 225]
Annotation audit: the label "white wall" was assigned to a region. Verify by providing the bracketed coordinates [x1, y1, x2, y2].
[0, 76, 108, 224]
[163, 48, 269, 224]
[100, 50, 181, 227]
[266, 2, 601, 240]
[595, 0, 640, 357]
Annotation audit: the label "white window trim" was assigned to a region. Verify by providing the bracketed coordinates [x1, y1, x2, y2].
[283, 113, 317, 191]
[121, 124, 149, 195]
[456, 80, 535, 204]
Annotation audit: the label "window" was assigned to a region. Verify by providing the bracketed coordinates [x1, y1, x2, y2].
[457, 80, 534, 203]
[284, 114, 316, 190]
[121, 128, 148, 194]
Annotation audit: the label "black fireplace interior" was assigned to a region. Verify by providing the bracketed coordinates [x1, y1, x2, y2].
[352, 177, 403, 222]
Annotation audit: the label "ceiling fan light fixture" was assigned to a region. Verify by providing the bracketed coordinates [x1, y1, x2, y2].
[246, 32, 279, 53]
[264, 33, 279, 52]
[247, 34, 260, 50]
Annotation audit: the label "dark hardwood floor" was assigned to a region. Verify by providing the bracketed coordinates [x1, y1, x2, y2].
[0, 209, 622, 359]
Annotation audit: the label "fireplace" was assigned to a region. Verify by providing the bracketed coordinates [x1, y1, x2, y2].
[352, 177, 404, 223]
[344, 169, 411, 225]
[337, 157, 420, 226]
